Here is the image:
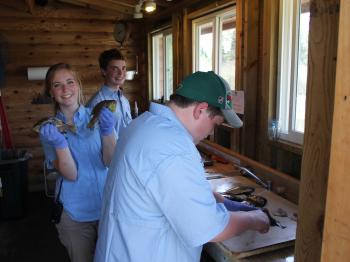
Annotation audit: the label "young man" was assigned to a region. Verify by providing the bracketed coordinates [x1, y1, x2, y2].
[94, 71, 270, 262]
[87, 48, 132, 137]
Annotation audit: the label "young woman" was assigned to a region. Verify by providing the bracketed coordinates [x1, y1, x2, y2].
[39, 63, 116, 262]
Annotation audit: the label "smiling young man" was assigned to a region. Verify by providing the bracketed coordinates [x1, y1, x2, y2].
[87, 48, 132, 138]
[94, 71, 270, 262]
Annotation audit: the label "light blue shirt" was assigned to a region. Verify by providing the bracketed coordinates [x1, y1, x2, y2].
[87, 85, 132, 138]
[40, 105, 108, 222]
[95, 102, 229, 262]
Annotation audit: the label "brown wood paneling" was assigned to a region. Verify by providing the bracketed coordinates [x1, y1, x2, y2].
[256, 0, 279, 166]
[182, 9, 191, 78]
[0, 0, 146, 191]
[3, 31, 116, 45]
[0, 17, 115, 33]
[295, 0, 340, 261]
[58, 0, 134, 15]
[0, 2, 121, 20]
[172, 11, 183, 87]
[240, 0, 259, 158]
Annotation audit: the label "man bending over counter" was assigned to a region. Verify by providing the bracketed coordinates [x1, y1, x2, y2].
[94, 71, 270, 262]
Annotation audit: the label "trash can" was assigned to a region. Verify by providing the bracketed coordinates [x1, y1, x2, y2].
[0, 149, 31, 219]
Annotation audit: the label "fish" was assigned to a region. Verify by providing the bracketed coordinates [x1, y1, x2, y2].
[262, 208, 286, 229]
[87, 100, 117, 129]
[32, 117, 77, 134]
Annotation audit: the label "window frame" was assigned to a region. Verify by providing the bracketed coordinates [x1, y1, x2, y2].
[150, 27, 173, 102]
[276, 0, 310, 144]
[192, 7, 236, 90]
[276, 0, 304, 144]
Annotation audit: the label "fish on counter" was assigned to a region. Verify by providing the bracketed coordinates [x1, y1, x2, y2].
[87, 100, 117, 129]
[262, 208, 286, 229]
[32, 117, 77, 134]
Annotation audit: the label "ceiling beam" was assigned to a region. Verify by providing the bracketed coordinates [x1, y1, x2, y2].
[58, 0, 134, 15]
[0, 1, 27, 12]
[148, 0, 203, 21]
[98, 0, 135, 8]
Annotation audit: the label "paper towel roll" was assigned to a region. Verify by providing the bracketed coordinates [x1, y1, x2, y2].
[27, 67, 49, 80]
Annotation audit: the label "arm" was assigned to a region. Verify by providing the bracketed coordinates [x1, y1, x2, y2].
[210, 209, 270, 242]
[101, 134, 116, 166]
[98, 107, 117, 166]
[40, 124, 77, 181]
[53, 148, 77, 180]
[213, 191, 258, 212]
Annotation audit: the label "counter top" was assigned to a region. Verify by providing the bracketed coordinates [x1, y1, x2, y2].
[204, 164, 297, 261]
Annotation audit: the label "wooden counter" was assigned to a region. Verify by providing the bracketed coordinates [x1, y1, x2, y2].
[198, 140, 300, 204]
[203, 163, 297, 261]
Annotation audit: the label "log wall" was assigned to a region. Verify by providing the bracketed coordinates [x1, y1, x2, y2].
[0, 0, 147, 190]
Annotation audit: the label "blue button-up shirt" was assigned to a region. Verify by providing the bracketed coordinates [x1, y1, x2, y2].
[94, 102, 229, 262]
[87, 85, 132, 138]
[40, 105, 108, 222]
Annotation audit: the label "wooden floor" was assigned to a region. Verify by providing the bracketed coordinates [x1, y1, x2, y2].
[0, 192, 70, 262]
[0, 191, 219, 262]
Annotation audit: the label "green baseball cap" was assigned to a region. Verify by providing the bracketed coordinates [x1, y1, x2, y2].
[175, 71, 243, 128]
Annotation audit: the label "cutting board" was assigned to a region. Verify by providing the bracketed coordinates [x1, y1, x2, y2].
[207, 175, 297, 257]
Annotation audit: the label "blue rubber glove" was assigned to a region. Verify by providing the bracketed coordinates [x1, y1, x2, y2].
[99, 107, 116, 136]
[40, 124, 68, 149]
[223, 198, 258, 212]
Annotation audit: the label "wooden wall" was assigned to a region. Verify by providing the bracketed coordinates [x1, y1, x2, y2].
[0, 0, 147, 190]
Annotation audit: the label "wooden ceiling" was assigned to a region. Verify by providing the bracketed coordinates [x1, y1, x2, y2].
[46, 0, 187, 20]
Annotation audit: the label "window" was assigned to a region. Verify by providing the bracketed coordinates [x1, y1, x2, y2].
[151, 28, 173, 102]
[193, 7, 236, 89]
[277, 0, 310, 144]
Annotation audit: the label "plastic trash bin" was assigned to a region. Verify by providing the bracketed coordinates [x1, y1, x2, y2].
[0, 149, 31, 219]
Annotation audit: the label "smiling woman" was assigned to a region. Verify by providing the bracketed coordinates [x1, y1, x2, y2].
[44, 64, 84, 114]
[38, 63, 117, 262]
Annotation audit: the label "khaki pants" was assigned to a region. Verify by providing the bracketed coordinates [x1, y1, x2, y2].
[56, 210, 98, 262]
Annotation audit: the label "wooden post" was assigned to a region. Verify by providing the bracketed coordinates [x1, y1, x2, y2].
[295, 0, 339, 261]
[321, 0, 350, 260]
[237, 0, 260, 158]
[256, 0, 279, 165]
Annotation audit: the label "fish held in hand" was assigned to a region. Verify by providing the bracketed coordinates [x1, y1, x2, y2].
[87, 100, 117, 129]
[33, 117, 77, 134]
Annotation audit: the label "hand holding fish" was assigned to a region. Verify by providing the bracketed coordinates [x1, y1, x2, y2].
[251, 209, 270, 234]
[99, 107, 116, 136]
[40, 124, 68, 149]
[87, 100, 117, 129]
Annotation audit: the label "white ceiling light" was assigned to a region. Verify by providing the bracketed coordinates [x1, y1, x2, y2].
[144, 0, 156, 13]
[133, 3, 143, 19]
[133, 0, 157, 19]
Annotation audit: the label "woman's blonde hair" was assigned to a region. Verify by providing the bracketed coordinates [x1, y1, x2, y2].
[44, 63, 85, 113]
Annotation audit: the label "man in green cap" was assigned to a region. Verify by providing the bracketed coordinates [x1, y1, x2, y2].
[95, 71, 270, 262]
